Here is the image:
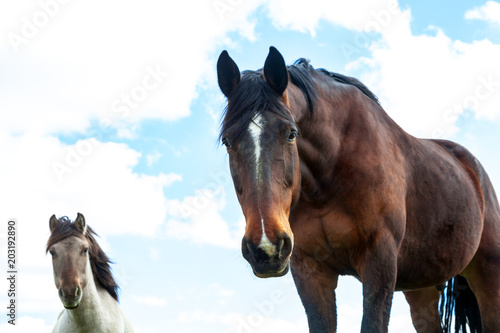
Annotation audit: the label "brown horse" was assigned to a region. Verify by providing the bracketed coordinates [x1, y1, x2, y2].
[217, 47, 500, 332]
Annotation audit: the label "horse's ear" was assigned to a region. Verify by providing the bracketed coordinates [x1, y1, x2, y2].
[263, 46, 288, 96]
[75, 213, 87, 235]
[217, 50, 240, 98]
[49, 215, 58, 233]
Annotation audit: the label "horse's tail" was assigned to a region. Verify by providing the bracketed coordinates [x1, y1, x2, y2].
[439, 275, 482, 332]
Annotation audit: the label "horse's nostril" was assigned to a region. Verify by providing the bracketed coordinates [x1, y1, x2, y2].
[277, 238, 285, 254]
[75, 286, 80, 298]
[242, 238, 265, 262]
[241, 238, 248, 253]
[242, 238, 253, 261]
[278, 234, 292, 259]
[247, 242, 255, 257]
[59, 288, 64, 298]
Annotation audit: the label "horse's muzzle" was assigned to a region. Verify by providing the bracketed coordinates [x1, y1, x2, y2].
[59, 285, 82, 309]
[241, 233, 293, 278]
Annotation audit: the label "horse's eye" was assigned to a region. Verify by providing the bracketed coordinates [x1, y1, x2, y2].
[287, 130, 298, 142]
[83, 248, 89, 255]
[49, 250, 55, 258]
[222, 138, 231, 149]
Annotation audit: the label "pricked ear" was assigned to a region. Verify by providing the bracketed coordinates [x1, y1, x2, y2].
[263, 46, 288, 96]
[75, 213, 87, 235]
[217, 50, 241, 98]
[49, 215, 58, 233]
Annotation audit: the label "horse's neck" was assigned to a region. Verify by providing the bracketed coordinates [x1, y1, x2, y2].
[293, 85, 407, 202]
[64, 260, 117, 330]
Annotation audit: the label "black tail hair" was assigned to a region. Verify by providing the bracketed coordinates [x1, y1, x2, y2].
[439, 275, 482, 332]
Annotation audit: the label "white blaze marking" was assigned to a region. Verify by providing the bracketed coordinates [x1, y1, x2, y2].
[248, 114, 277, 257]
[248, 114, 263, 179]
[259, 217, 276, 256]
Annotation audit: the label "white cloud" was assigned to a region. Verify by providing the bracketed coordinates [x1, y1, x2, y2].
[174, 293, 414, 333]
[175, 309, 310, 333]
[219, 304, 412, 333]
[146, 152, 162, 167]
[0, 316, 53, 333]
[149, 247, 160, 261]
[210, 283, 235, 305]
[335, 304, 414, 332]
[47, 138, 182, 237]
[132, 295, 167, 307]
[165, 187, 244, 249]
[210, 283, 235, 298]
[389, 313, 418, 333]
[465, 1, 500, 24]
[266, 0, 401, 35]
[1, 2, 495, 332]
[0, 134, 181, 274]
[173, 282, 237, 310]
[344, 7, 500, 138]
[264, 1, 500, 138]
[0, 0, 264, 136]
[178, 310, 235, 325]
[0, 133, 182, 326]
[6, 273, 61, 313]
[222, 313, 309, 333]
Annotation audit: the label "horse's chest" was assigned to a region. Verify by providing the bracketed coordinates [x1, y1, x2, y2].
[290, 208, 361, 275]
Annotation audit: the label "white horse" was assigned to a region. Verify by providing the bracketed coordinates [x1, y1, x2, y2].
[47, 213, 134, 333]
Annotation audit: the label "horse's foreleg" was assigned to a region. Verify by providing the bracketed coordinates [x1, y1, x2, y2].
[359, 237, 398, 333]
[403, 287, 442, 333]
[291, 252, 339, 333]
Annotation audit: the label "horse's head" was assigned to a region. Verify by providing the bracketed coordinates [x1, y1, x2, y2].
[47, 213, 91, 309]
[217, 47, 302, 278]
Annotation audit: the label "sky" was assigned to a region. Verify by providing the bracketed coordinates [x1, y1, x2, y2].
[0, 0, 499, 332]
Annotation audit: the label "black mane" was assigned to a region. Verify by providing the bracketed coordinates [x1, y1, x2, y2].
[317, 68, 379, 104]
[289, 58, 319, 114]
[218, 70, 292, 145]
[219, 58, 378, 144]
